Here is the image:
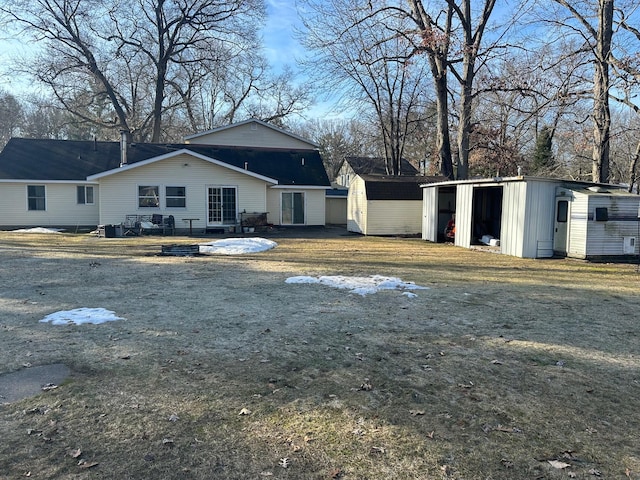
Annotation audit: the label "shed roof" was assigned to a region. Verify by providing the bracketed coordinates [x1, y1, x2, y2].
[0, 138, 330, 187]
[361, 174, 445, 200]
[419, 175, 629, 191]
[345, 156, 420, 176]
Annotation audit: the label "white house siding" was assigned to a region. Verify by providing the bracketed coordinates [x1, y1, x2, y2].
[97, 154, 268, 230]
[265, 188, 326, 226]
[422, 186, 438, 241]
[567, 192, 589, 258]
[0, 182, 99, 229]
[364, 200, 422, 235]
[187, 123, 315, 150]
[584, 194, 640, 257]
[347, 176, 367, 233]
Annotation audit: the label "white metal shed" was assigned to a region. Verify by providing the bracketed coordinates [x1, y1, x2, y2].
[421, 176, 640, 260]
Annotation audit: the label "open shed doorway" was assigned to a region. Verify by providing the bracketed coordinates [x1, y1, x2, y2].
[437, 186, 456, 242]
[471, 186, 503, 245]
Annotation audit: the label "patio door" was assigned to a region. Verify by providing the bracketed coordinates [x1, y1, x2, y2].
[553, 198, 570, 255]
[282, 192, 305, 225]
[208, 186, 237, 225]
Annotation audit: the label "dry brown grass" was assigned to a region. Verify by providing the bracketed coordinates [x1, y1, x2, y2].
[0, 228, 639, 479]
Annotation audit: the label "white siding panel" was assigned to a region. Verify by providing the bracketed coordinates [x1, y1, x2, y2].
[422, 187, 438, 241]
[521, 181, 556, 258]
[0, 182, 99, 228]
[347, 176, 366, 233]
[568, 192, 589, 258]
[305, 189, 326, 226]
[266, 188, 326, 226]
[98, 154, 268, 230]
[585, 195, 640, 256]
[187, 123, 314, 149]
[501, 182, 525, 257]
[455, 184, 474, 248]
[364, 200, 422, 235]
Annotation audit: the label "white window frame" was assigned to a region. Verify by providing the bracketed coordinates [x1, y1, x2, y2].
[138, 185, 160, 208]
[27, 185, 46, 211]
[77, 185, 95, 205]
[165, 186, 186, 208]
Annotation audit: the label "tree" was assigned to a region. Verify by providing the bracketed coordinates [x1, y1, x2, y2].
[531, 126, 555, 174]
[300, 0, 433, 175]
[549, 0, 614, 183]
[0, 90, 23, 148]
[1, 0, 265, 142]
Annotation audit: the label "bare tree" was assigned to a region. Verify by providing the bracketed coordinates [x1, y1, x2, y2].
[299, 0, 433, 175]
[0, 90, 23, 148]
[1, 0, 265, 142]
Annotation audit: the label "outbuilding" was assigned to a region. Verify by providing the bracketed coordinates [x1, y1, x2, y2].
[421, 176, 640, 260]
[348, 174, 443, 236]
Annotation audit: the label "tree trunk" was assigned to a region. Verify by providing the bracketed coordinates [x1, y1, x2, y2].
[592, 0, 614, 183]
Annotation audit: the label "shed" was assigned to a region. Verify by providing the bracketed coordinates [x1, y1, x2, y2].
[421, 176, 640, 260]
[349, 174, 443, 236]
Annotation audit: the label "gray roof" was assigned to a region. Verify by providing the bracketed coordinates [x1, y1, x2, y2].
[0, 138, 330, 187]
[345, 156, 420, 176]
[360, 174, 445, 200]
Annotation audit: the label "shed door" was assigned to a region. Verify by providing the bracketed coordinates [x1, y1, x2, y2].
[553, 198, 570, 255]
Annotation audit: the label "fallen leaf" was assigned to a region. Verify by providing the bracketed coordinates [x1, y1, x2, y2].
[568, 472, 577, 478]
[279, 457, 290, 468]
[588, 469, 602, 476]
[78, 460, 99, 469]
[359, 381, 372, 391]
[548, 460, 571, 469]
[41, 383, 58, 391]
[168, 414, 179, 422]
[501, 458, 514, 468]
[259, 472, 273, 477]
[68, 448, 82, 458]
[162, 438, 174, 446]
[238, 407, 252, 416]
[409, 410, 425, 416]
[491, 359, 503, 365]
[426, 431, 435, 439]
[370, 446, 385, 454]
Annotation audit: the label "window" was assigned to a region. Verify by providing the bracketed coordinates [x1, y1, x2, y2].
[27, 185, 46, 211]
[595, 207, 608, 221]
[138, 186, 160, 208]
[166, 186, 186, 208]
[282, 192, 305, 225]
[208, 186, 237, 224]
[556, 200, 568, 223]
[77, 186, 94, 205]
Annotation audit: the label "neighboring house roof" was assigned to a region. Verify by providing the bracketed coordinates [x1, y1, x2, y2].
[184, 118, 319, 149]
[0, 138, 330, 187]
[345, 156, 420, 176]
[360, 174, 445, 200]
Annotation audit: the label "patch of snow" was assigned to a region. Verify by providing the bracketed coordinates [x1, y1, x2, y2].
[199, 237, 277, 255]
[40, 308, 124, 325]
[285, 275, 429, 296]
[12, 227, 64, 234]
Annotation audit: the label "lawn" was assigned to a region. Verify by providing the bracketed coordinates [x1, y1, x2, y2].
[0, 228, 639, 479]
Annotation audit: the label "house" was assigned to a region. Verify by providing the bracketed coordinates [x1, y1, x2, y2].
[0, 119, 331, 233]
[348, 174, 444, 236]
[421, 176, 640, 260]
[335, 156, 420, 187]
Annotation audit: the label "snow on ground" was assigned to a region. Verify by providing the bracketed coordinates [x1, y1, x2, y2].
[285, 274, 429, 297]
[11, 227, 64, 234]
[199, 237, 278, 255]
[40, 308, 124, 325]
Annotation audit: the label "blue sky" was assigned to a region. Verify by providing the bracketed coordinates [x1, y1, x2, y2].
[263, 0, 306, 73]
